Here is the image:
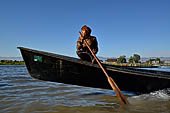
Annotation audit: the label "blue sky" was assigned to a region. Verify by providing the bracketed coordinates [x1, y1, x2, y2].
[0, 0, 170, 58]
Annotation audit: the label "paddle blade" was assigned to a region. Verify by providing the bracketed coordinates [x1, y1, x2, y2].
[107, 77, 129, 104]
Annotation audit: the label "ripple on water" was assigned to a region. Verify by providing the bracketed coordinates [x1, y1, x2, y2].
[1, 65, 170, 113]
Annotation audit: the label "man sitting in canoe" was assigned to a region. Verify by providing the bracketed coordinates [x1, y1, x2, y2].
[76, 25, 98, 64]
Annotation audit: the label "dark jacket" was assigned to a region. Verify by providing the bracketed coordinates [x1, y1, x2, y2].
[76, 36, 98, 54]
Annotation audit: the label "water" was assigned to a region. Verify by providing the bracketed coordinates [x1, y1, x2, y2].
[139, 66, 170, 72]
[0, 65, 170, 113]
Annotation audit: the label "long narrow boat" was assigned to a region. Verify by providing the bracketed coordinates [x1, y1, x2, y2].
[18, 47, 170, 93]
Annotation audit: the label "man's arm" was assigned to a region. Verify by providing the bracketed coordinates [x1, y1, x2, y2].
[92, 37, 98, 54]
[77, 37, 83, 51]
[77, 32, 87, 51]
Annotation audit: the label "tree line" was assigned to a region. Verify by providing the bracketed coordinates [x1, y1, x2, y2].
[0, 60, 25, 65]
[117, 54, 162, 64]
[117, 54, 141, 63]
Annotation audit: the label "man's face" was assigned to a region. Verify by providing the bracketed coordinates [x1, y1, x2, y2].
[81, 30, 88, 37]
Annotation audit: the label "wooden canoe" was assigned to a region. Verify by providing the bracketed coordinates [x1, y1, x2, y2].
[18, 47, 170, 93]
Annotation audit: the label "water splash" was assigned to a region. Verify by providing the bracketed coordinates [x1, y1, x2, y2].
[130, 88, 170, 101]
[122, 89, 170, 113]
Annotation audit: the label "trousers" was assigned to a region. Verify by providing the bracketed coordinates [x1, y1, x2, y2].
[76, 51, 93, 62]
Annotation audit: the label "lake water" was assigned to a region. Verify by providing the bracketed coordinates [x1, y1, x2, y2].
[0, 65, 170, 113]
[139, 66, 170, 72]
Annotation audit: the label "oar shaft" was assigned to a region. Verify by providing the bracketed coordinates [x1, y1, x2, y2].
[84, 41, 109, 78]
[79, 33, 129, 104]
[84, 40, 129, 104]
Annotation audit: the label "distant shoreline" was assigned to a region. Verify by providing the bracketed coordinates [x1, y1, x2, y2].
[0, 57, 23, 61]
[0, 60, 25, 65]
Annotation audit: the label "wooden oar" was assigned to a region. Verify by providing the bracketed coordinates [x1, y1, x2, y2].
[79, 32, 129, 104]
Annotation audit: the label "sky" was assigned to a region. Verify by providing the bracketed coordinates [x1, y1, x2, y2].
[0, 0, 170, 58]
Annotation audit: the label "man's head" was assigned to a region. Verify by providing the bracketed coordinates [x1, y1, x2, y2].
[81, 25, 91, 37]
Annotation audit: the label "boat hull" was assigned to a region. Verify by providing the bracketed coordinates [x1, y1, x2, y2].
[18, 47, 170, 93]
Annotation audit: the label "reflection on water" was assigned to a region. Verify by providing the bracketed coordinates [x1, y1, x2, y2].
[0, 65, 170, 113]
[140, 66, 170, 72]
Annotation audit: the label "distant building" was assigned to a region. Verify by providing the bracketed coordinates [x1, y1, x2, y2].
[105, 58, 117, 63]
[164, 60, 170, 64]
[146, 58, 160, 64]
[152, 60, 160, 64]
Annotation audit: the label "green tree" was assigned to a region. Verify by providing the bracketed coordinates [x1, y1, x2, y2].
[133, 54, 141, 63]
[155, 58, 160, 62]
[128, 56, 134, 63]
[117, 55, 126, 63]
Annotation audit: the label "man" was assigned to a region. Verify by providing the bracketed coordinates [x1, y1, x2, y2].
[76, 25, 98, 63]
